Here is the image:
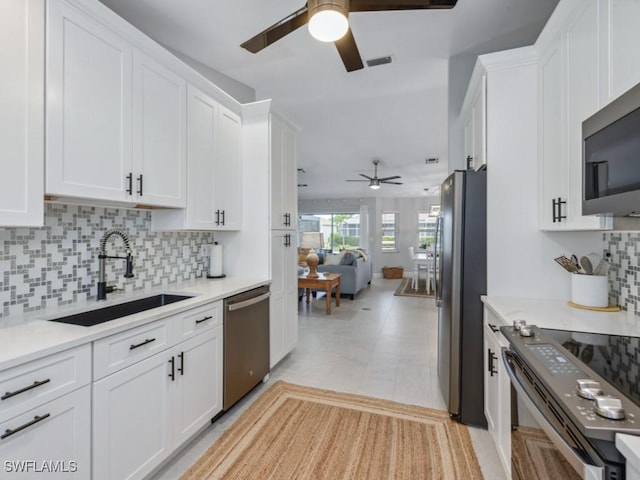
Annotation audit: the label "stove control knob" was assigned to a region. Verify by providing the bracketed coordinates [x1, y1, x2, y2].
[519, 325, 534, 337]
[576, 379, 603, 400]
[513, 319, 526, 331]
[594, 396, 626, 420]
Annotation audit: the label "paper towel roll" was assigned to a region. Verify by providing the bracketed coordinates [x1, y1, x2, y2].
[209, 243, 223, 277]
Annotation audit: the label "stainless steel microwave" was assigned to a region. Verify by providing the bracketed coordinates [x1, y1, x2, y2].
[583, 80, 640, 216]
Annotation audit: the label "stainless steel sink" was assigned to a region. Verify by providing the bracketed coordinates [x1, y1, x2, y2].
[49, 294, 193, 327]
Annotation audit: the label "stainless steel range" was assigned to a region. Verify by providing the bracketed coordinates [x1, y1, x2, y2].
[501, 324, 640, 479]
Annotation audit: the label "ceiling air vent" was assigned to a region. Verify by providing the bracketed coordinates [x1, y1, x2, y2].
[366, 56, 392, 68]
[425, 157, 439, 164]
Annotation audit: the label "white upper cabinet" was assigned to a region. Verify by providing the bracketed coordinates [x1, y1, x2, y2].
[0, 0, 44, 227]
[46, 0, 133, 203]
[132, 51, 186, 208]
[600, 0, 640, 104]
[152, 85, 242, 231]
[536, 0, 612, 230]
[212, 106, 242, 230]
[46, 0, 186, 208]
[270, 114, 298, 230]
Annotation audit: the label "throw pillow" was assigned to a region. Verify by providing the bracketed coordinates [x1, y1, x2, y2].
[324, 252, 345, 265]
[340, 251, 356, 266]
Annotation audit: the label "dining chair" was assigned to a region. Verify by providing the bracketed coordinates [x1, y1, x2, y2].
[408, 246, 429, 290]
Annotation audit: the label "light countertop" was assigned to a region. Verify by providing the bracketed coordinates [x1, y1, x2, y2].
[0, 276, 269, 371]
[481, 296, 640, 337]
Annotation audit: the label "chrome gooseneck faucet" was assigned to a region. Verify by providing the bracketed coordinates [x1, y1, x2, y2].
[97, 228, 134, 300]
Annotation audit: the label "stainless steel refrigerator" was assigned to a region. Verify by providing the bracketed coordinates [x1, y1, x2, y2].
[435, 169, 487, 427]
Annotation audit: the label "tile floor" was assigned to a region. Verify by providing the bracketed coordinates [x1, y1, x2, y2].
[151, 278, 507, 479]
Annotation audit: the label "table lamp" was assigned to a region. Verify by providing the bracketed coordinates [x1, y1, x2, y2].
[300, 232, 324, 279]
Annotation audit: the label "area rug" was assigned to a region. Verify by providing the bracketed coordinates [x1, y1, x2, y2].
[182, 381, 482, 480]
[511, 426, 580, 480]
[394, 277, 434, 297]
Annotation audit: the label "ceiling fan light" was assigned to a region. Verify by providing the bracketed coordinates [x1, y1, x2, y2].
[369, 182, 381, 190]
[308, 0, 349, 42]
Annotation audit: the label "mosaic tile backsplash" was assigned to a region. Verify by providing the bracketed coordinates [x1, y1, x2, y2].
[604, 232, 640, 315]
[0, 204, 214, 318]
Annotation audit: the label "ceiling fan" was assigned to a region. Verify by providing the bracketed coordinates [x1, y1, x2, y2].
[346, 160, 402, 189]
[241, 0, 458, 72]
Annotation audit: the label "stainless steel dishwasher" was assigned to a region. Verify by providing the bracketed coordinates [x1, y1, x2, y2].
[223, 285, 270, 410]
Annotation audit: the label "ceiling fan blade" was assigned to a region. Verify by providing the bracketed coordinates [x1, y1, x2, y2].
[241, 6, 309, 53]
[377, 175, 401, 181]
[350, 0, 457, 12]
[334, 27, 364, 72]
[346, 179, 370, 182]
[358, 173, 374, 180]
[381, 181, 403, 185]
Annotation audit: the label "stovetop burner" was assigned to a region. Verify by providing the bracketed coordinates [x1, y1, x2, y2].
[543, 328, 640, 409]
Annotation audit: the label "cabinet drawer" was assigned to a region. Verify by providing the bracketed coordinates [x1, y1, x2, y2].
[176, 301, 221, 342]
[0, 344, 91, 423]
[94, 318, 172, 380]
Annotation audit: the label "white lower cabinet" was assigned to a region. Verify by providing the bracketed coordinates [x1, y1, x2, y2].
[0, 385, 91, 479]
[93, 324, 223, 480]
[483, 309, 511, 478]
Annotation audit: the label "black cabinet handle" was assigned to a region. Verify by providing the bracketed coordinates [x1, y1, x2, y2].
[488, 323, 500, 333]
[130, 338, 156, 350]
[488, 348, 498, 377]
[221, 210, 225, 226]
[284, 234, 291, 247]
[215, 210, 220, 226]
[466, 155, 474, 170]
[552, 197, 566, 223]
[126, 173, 133, 195]
[168, 356, 175, 381]
[1, 379, 51, 401]
[137, 174, 143, 196]
[1, 414, 50, 440]
[178, 352, 184, 376]
[195, 315, 212, 325]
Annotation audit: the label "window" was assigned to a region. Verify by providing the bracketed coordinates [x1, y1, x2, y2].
[381, 212, 398, 252]
[298, 213, 360, 252]
[417, 211, 437, 249]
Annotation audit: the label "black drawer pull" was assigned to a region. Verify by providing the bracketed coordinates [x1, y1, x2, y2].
[1, 379, 51, 401]
[168, 356, 175, 381]
[488, 323, 500, 333]
[1, 414, 50, 440]
[195, 316, 212, 325]
[129, 338, 156, 350]
[137, 174, 143, 196]
[126, 173, 133, 195]
[221, 210, 225, 226]
[178, 352, 184, 376]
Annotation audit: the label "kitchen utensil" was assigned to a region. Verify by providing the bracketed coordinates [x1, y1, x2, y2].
[581, 344, 594, 364]
[593, 258, 610, 276]
[555, 255, 578, 273]
[571, 254, 582, 272]
[580, 256, 594, 275]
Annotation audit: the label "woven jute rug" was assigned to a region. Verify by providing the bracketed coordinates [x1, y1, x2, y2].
[512, 426, 580, 480]
[394, 277, 434, 298]
[182, 381, 482, 480]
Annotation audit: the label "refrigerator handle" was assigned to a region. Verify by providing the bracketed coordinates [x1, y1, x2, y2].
[434, 215, 442, 306]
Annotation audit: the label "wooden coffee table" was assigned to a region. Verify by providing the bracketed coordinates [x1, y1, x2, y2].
[298, 272, 341, 315]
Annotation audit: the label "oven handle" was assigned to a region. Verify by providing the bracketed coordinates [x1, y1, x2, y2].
[502, 349, 604, 480]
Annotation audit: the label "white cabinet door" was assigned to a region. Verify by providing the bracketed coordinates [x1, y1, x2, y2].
[173, 326, 222, 447]
[538, 33, 568, 229]
[46, 0, 133, 202]
[270, 230, 297, 368]
[0, 385, 91, 480]
[0, 0, 44, 227]
[213, 106, 243, 230]
[600, 0, 640, 104]
[484, 322, 499, 435]
[132, 51, 186, 207]
[471, 80, 486, 169]
[93, 352, 172, 480]
[270, 114, 297, 230]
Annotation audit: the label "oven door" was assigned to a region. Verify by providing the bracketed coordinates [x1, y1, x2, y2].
[502, 348, 605, 480]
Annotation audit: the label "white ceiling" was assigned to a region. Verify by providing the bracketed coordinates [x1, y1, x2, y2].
[99, 0, 559, 200]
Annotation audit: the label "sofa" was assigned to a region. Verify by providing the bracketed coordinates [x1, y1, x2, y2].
[317, 251, 373, 299]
